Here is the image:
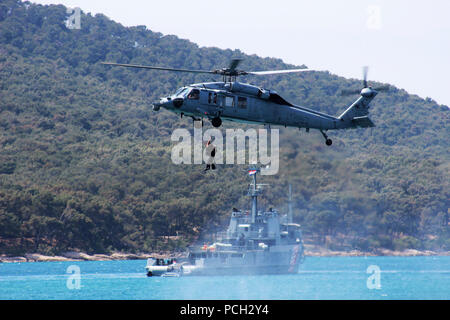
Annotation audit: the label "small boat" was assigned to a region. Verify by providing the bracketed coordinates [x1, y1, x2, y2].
[145, 258, 183, 277]
[160, 272, 181, 277]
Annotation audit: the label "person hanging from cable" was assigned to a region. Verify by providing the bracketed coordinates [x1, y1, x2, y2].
[204, 137, 216, 172]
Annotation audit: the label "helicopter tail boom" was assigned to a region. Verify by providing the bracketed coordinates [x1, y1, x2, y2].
[337, 88, 377, 129]
[337, 66, 389, 129]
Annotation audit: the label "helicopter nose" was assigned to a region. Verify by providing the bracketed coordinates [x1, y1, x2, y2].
[152, 103, 161, 111]
[152, 97, 171, 111]
[152, 97, 183, 111]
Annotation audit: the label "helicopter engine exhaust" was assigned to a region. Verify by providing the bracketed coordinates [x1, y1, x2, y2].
[226, 82, 270, 100]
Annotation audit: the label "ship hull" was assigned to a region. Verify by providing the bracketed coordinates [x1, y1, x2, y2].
[181, 244, 304, 276]
[181, 264, 301, 276]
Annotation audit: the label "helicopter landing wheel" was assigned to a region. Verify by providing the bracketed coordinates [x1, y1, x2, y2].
[211, 117, 222, 128]
[320, 130, 332, 146]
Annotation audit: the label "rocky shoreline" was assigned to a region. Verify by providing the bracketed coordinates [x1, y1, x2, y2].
[0, 248, 448, 263]
[303, 248, 449, 257]
[0, 251, 186, 263]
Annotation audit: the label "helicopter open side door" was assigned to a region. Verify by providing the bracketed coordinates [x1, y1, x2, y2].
[236, 96, 249, 120]
[215, 93, 229, 117]
[218, 94, 249, 120]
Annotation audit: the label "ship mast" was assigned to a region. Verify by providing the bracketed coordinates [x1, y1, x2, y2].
[248, 167, 262, 224]
[288, 184, 293, 223]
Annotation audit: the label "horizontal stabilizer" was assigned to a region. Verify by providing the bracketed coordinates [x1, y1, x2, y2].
[352, 116, 375, 128]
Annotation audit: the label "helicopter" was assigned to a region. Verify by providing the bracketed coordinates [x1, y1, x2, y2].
[102, 60, 388, 146]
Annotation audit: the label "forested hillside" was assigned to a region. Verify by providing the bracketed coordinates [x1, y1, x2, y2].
[0, 0, 448, 255]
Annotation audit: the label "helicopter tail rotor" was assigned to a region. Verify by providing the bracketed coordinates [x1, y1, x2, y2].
[341, 66, 389, 96]
[362, 65, 368, 88]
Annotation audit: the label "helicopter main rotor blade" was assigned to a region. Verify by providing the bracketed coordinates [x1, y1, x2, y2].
[102, 61, 314, 77]
[101, 62, 216, 74]
[340, 89, 361, 96]
[228, 59, 243, 72]
[373, 85, 390, 92]
[247, 68, 314, 75]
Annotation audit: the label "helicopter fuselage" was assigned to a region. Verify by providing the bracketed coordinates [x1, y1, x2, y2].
[153, 81, 377, 137]
[103, 60, 382, 146]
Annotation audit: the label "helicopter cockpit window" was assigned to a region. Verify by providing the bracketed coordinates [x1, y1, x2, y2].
[187, 89, 200, 100]
[174, 87, 187, 96]
[237, 97, 247, 109]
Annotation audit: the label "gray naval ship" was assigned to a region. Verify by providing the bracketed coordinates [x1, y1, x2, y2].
[146, 168, 304, 277]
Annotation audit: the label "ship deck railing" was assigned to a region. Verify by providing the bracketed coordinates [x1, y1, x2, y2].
[216, 231, 279, 240]
[188, 244, 270, 255]
[187, 248, 267, 258]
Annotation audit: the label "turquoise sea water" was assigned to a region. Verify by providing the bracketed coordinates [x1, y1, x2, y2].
[0, 256, 448, 300]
